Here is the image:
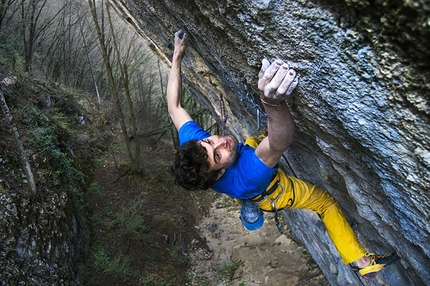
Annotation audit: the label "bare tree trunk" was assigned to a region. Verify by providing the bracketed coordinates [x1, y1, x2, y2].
[0, 86, 36, 195]
[20, 0, 67, 72]
[88, 0, 134, 165]
[0, 0, 18, 33]
[105, 1, 140, 173]
[157, 60, 165, 97]
[21, 0, 46, 72]
[121, 65, 141, 172]
[79, 20, 101, 109]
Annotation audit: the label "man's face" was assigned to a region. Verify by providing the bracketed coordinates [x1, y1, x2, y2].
[199, 135, 239, 173]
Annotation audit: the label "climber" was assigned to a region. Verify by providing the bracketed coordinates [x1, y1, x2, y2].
[167, 29, 399, 280]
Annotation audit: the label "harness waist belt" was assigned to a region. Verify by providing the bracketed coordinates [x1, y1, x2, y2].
[252, 179, 279, 203]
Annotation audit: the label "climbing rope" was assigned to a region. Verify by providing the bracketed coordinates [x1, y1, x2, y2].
[219, 96, 228, 135]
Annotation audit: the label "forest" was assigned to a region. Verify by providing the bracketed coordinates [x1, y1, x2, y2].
[0, 0, 218, 284]
[1, 0, 216, 168]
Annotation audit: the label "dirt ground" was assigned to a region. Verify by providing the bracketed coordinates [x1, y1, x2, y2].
[187, 194, 330, 286]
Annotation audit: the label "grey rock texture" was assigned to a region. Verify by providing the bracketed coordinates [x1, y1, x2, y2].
[110, 0, 430, 285]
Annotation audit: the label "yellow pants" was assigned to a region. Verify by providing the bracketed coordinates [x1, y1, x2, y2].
[246, 137, 366, 264]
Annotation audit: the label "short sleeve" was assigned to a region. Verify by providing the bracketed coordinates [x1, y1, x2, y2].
[178, 121, 211, 147]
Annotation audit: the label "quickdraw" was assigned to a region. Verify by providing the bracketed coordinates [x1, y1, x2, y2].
[219, 96, 228, 136]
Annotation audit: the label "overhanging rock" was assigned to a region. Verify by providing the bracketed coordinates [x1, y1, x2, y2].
[110, 0, 430, 285]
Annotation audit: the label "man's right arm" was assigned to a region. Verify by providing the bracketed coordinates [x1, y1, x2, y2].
[167, 30, 193, 131]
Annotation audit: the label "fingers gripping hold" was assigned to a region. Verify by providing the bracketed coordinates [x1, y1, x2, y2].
[175, 30, 188, 41]
[276, 69, 297, 96]
[287, 76, 299, 95]
[258, 58, 299, 99]
[258, 60, 282, 91]
[173, 30, 188, 58]
[267, 63, 291, 98]
[258, 58, 272, 79]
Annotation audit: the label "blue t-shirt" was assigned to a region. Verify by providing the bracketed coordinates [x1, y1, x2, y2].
[178, 121, 278, 199]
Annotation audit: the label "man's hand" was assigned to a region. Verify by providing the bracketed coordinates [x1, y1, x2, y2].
[258, 59, 299, 103]
[173, 30, 188, 60]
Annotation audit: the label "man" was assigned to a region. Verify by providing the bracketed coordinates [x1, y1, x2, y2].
[167, 29, 398, 280]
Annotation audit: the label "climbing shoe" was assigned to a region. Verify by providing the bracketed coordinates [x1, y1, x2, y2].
[352, 252, 400, 280]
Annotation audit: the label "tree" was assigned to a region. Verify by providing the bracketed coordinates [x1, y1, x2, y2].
[0, 0, 18, 35]
[19, 0, 65, 72]
[88, 0, 139, 172]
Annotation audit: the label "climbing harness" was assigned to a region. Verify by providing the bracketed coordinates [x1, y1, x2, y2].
[251, 176, 280, 203]
[251, 179, 285, 234]
[219, 96, 228, 136]
[251, 177, 296, 234]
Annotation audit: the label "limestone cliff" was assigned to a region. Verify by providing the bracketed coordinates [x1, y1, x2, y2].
[110, 0, 429, 285]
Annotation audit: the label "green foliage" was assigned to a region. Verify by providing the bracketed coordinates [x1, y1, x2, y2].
[307, 256, 317, 266]
[0, 44, 22, 70]
[155, 280, 173, 286]
[216, 257, 244, 282]
[166, 244, 187, 265]
[186, 276, 211, 286]
[90, 243, 138, 281]
[88, 182, 103, 200]
[21, 106, 83, 194]
[52, 113, 72, 132]
[56, 96, 82, 119]
[113, 199, 147, 240]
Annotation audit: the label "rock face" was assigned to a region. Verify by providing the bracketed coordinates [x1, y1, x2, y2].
[110, 0, 429, 285]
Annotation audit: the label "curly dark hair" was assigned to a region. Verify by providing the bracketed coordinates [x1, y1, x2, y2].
[171, 140, 221, 190]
